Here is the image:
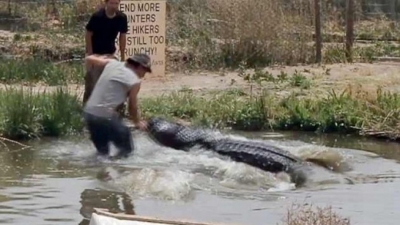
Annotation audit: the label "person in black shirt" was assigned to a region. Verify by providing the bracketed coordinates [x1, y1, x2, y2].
[85, 0, 128, 59]
[83, 0, 128, 115]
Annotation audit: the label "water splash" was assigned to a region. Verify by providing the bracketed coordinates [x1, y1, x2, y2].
[38, 131, 357, 199]
[98, 167, 194, 201]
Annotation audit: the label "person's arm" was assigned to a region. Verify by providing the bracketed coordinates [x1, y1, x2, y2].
[119, 34, 126, 61]
[128, 83, 141, 124]
[119, 15, 128, 61]
[85, 55, 114, 69]
[85, 31, 93, 55]
[85, 14, 96, 55]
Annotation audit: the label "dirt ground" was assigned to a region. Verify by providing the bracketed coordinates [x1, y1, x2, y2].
[1, 61, 400, 99]
[137, 61, 400, 98]
[2, 28, 400, 99]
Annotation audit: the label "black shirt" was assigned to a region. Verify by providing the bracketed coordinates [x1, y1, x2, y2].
[86, 8, 128, 55]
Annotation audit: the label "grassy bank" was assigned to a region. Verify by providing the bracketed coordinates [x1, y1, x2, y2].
[0, 58, 84, 85]
[1, 39, 400, 85]
[1, 83, 400, 141]
[0, 87, 84, 140]
[2, 0, 400, 71]
[140, 86, 400, 140]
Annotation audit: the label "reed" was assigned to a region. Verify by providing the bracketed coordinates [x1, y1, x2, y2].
[0, 86, 84, 140]
[0, 58, 84, 85]
[140, 85, 400, 140]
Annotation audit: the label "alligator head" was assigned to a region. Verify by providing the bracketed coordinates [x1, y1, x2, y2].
[146, 117, 205, 150]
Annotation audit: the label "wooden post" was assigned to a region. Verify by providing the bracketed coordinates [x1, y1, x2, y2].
[314, 0, 322, 64]
[345, 0, 354, 63]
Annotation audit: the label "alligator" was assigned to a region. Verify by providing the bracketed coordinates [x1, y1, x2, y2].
[145, 117, 321, 187]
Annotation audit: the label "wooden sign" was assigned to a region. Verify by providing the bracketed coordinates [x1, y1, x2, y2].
[115, 0, 166, 77]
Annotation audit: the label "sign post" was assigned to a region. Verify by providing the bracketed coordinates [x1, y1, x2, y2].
[116, 0, 166, 77]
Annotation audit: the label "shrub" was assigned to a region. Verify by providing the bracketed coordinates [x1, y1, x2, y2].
[0, 87, 84, 140]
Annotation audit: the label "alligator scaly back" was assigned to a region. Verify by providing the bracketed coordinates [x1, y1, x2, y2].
[146, 117, 309, 186]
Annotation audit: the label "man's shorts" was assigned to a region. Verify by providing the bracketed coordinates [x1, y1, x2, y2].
[83, 112, 133, 157]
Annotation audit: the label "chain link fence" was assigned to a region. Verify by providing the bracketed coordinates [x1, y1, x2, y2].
[0, 0, 400, 73]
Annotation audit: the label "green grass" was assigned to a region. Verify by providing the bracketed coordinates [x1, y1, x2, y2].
[1, 83, 399, 142]
[0, 87, 84, 140]
[1, 40, 399, 86]
[0, 58, 84, 85]
[323, 42, 400, 64]
[139, 87, 400, 140]
[3, 0, 400, 73]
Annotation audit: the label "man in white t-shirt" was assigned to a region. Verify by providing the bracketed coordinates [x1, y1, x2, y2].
[82, 53, 151, 158]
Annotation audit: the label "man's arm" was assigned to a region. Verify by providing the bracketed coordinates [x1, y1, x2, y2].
[119, 33, 127, 61]
[85, 31, 93, 55]
[119, 15, 128, 61]
[85, 14, 96, 55]
[128, 83, 141, 124]
[85, 55, 114, 69]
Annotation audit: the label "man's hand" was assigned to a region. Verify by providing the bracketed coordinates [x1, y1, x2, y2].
[128, 84, 144, 129]
[135, 120, 147, 131]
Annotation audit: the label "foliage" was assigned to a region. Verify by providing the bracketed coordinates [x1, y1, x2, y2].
[2, 0, 400, 71]
[279, 203, 350, 225]
[140, 86, 400, 140]
[0, 78, 399, 141]
[0, 87, 84, 140]
[0, 58, 84, 85]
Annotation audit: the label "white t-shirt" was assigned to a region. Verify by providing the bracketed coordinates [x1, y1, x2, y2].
[84, 59, 141, 118]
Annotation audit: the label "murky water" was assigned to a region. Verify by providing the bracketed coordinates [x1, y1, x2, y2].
[1, 130, 400, 225]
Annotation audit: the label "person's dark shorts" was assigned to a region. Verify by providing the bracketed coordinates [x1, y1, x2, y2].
[83, 112, 134, 157]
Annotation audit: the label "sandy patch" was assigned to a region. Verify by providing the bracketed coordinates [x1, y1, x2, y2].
[1, 62, 400, 99]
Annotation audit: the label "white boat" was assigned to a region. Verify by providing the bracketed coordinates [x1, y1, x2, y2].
[89, 208, 231, 225]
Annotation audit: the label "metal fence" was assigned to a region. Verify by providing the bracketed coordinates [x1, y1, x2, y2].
[0, 0, 399, 73]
